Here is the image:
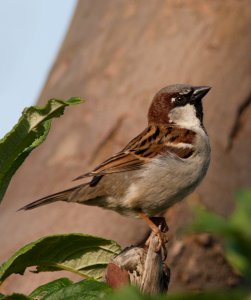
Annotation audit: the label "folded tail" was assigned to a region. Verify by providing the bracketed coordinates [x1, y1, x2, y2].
[18, 183, 86, 211]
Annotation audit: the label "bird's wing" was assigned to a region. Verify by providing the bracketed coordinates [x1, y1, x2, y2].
[74, 125, 196, 180]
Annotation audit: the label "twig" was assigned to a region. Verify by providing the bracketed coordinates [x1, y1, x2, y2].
[106, 220, 170, 294]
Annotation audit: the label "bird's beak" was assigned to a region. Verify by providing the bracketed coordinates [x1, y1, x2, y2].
[192, 86, 211, 101]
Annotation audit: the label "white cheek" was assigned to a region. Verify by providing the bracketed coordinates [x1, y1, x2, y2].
[168, 104, 200, 128]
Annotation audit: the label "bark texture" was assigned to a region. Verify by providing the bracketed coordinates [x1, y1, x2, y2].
[1, 0, 250, 294]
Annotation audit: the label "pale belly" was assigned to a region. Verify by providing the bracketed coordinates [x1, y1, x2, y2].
[120, 153, 210, 216]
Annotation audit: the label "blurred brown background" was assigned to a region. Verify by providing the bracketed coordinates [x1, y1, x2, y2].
[1, 0, 251, 294]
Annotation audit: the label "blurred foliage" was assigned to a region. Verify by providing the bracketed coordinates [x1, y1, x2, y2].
[1, 280, 111, 300]
[105, 285, 250, 300]
[0, 294, 31, 300]
[0, 97, 83, 203]
[191, 189, 251, 280]
[29, 278, 73, 299]
[41, 280, 111, 300]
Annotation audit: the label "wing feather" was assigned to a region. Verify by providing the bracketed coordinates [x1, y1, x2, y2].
[74, 125, 196, 180]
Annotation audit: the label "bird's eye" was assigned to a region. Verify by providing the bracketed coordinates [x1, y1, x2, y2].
[171, 95, 183, 103]
[177, 95, 183, 101]
[174, 93, 189, 106]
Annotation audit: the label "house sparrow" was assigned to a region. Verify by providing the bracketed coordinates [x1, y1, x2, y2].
[20, 84, 211, 248]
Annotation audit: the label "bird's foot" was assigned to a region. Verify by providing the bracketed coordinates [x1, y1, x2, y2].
[150, 216, 169, 233]
[154, 227, 168, 260]
[139, 213, 168, 260]
[147, 217, 168, 260]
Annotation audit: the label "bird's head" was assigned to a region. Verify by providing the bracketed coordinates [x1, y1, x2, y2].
[148, 84, 211, 128]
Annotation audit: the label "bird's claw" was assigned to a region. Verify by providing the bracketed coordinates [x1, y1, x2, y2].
[155, 230, 168, 260]
[149, 217, 168, 260]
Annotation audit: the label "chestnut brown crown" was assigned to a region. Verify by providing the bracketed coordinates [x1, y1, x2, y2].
[148, 84, 211, 125]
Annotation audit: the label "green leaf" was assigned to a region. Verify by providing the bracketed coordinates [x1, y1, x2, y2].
[190, 205, 230, 236]
[0, 233, 121, 284]
[29, 277, 73, 299]
[0, 294, 31, 300]
[231, 190, 251, 236]
[43, 280, 111, 300]
[0, 97, 83, 203]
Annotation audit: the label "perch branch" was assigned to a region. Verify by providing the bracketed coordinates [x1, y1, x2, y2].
[106, 218, 170, 294]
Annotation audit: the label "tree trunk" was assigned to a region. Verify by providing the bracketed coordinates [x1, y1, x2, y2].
[1, 0, 250, 294]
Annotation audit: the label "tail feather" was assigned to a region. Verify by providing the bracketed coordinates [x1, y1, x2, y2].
[18, 184, 86, 211]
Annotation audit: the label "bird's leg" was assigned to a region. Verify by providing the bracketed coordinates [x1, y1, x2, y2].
[150, 216, 169, 233]
[138, 212, 168, 259]
[149, 216, 169, 260]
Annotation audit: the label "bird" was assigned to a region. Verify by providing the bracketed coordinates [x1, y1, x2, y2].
[20, 84, 211, 250]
